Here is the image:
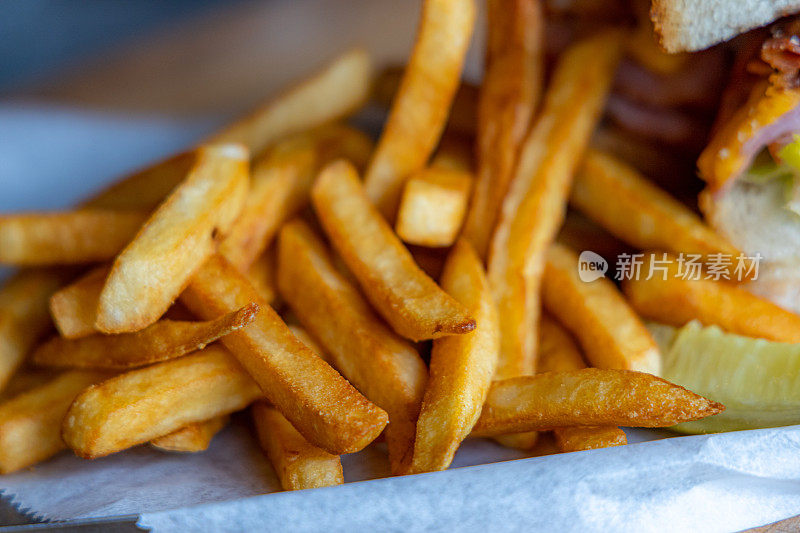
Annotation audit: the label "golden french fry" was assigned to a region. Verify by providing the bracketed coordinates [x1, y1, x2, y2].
[537, 314, 627, 452]
[151, 415, 229, 453]
[312, 160, 475, 341]
[542, 243, 661, 374]
[571, 150, 740, 259]
[408, 239, 499, 473]
[487, 31, 623, 381]
[208, 49, 372, 157]
[395, 167, 472, 247]
[622, 253, 800, 343]
[364, 0, 476, 218]
[32, 304, 258, 370]
[0, 371, 107, 473]
[277, 221, 426, 472]
[462, 0, 543, 259]
[471, 369, 724, 436]
[97, 144, 249, 333]
[0, 270, 67, 390]
[181, 254, 389, 455]
[552, 426, 628, 452]
[252, 402, 344, 491]
[0, 210, 147, 266]
[62, 346, 261, 459]
[49, 266, 107, 339]
[246, 249, 278, 305]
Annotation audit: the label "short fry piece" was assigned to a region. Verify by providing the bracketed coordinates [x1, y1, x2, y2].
[312, 160, 475, 341]
[364, 0, 476, 218]
[543, 243, 661, 374]
[277, 221, 426, 473]
[181, 254, 388, 455]
[253, 402, 344, 491]
[62, 346, 261, 459]
[208, 49, 372, 157]
[462, 0, 543, 258]
[471, 369, 724, 436]
[151, 415, 229, 453]
[487, 31, 623, 381]
[571, 150, 739, 259]
[537, 315, 627, 452]
[0, 270, 67, 390]
[409, 239, 499, 473]
[395, 167, 472, 247]
[97, 144, 249, 333]
[49, 266, 108, 339]
[622, 253, 800, 343]
[0, 210, 147, 265]
[0, 371, 107, 473]
[32, 304, 258, 370]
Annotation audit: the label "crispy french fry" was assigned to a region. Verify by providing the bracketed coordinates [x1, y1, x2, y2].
[408, 239, 499, 473]
[537, 315, 627, 452]
[395, 167, 472, 247]
[246, 250, 278, 305]
[96, 144, 249, 333]
[471, 369, 724, 436]
[62, 346, 261, 459]
[181, 254, 388, 455]
[462, 0, 543, 259]
[277, 221, 426, 472]
[208, 49, 372, 157]
[49, 266, 107, 339]
[219, 124, 374, 271]
[364, 0, 476, 218]
[0, 210, 147, 266]
[542, 243, 661, 374]
[312, 160, 475, 341]
[0, 371, 107, 473]
[151, 415, 229, 453]
[32, 304, 258, 370]
[252, 402, 344, 491]
[487, 31, 623, 381]
[570, 150, 739, 259]
[622, 253, 800, 343]
[0, 270, 67, 390]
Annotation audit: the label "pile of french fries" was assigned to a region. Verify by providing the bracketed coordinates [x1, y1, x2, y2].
[0, 0, 742, 493]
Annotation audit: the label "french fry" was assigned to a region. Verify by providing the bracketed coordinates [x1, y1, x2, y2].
[537, 315, 627, 453]
[622, 253, 800, 343]
[96, 144, 249, 333]
[462, 0, 543, 259]
[49, 266, 108, 339]
[570, 150, 740, 259]
[62, 346, 261, 459]
[252, 402, 344, 491]
[395, 167, 472, 247]
[32, 304, 258, 370]
[277, 221, 426, 472]
[408, 239, 499, 473]
[0, 371, 107, 473]
[542, 243, 661, 374]
[218, 124, 373, 271]
[471, 369, 724, 436]
[312, 160, 475, 341]
[0, 210, 147, 266]
[151, 415, 229, 453]
[208, 49, 372, 157]
[181, 254, 389, 455]
[0, 270, 67, 390]
[364, 0, 476, 218]
[487, 31, 623, 382]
